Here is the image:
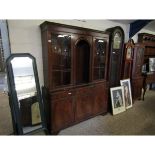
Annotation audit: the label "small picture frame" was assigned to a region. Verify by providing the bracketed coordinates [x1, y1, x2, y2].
[110, 86, 126, 115]
[120, 79, 133, 109]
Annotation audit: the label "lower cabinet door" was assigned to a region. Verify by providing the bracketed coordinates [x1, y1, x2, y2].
[93, 84, 108, 115]
[75, 94, 94, 122]
[51, 97, 74, 132]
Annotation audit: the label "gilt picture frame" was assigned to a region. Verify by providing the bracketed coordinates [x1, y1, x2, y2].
[120, 79, 133, 109]
[110, 86, 126, 115]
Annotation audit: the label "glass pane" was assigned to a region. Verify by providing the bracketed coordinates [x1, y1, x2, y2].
[11, 57, 37, 100]
[51, 34, 71, 88]
[51, 34, 71, 68]
[52, 70, 62, 87]
[63, 71, 71, 85]
[93, 68, 105, 80]
[93, 39, 106, 80]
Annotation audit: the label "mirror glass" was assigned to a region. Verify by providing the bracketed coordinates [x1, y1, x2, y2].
[11, 57, 42, 134]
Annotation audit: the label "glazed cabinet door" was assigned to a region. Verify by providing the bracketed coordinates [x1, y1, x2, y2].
[50, 32, 72, 89]
[92, 37, 108, 81]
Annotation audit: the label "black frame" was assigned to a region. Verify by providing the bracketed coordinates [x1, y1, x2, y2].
[6, 53, 47, 135]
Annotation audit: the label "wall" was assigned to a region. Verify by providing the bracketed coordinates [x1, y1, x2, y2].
[7, 20, 130, 86]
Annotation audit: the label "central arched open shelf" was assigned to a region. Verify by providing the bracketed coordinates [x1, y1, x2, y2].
[75, 39, 90, 85]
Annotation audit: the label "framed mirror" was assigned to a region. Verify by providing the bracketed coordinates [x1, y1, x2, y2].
[6, 53, 48, 135]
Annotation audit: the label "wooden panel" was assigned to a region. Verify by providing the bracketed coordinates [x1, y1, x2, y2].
[51, 89, 75, 100]
[132, 44, 145, 77]
[145, 47, 155, 56]
[146, 73, 155, 83]
[131, 77, 143, 100]
[41, 30, 50, 88]
[122, 61, 132, 79]
[75, 86, 92, 95]
[75, 86, 94, 122]
[93, 83, 108, 115]
[51, 97, 74, 132]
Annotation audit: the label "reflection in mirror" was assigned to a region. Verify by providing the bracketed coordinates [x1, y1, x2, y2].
[6, 54, 47, 135]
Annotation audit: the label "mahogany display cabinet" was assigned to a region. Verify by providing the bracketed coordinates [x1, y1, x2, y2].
[40, 21, 109, 134]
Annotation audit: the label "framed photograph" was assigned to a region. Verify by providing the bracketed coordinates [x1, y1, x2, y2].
[110, 86, 126, 115]
[120, 79, 133, 109]
[149, 58, 155, 72]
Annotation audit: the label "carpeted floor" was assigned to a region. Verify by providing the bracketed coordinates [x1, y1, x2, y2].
[59, 90, 155, 135]
[0, 92, 13, 135]
[0, 90, 155, 135]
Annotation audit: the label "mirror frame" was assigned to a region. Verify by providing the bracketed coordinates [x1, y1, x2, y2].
[6, 53, 47, 135]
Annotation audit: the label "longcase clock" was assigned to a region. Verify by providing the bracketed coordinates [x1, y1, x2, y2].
[106, 26, 125, 87]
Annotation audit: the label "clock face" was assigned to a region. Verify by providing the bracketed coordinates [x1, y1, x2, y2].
[126, 47, 132, 59]
[113, 32, 122, 49]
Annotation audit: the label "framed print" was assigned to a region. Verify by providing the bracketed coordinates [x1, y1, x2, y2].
[120, 79, 133, 109]
[149, 58, 155, 72]
[110, 86, 126, 115]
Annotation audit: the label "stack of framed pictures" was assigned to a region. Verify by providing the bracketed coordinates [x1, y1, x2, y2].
[110, 79, 133, 115]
